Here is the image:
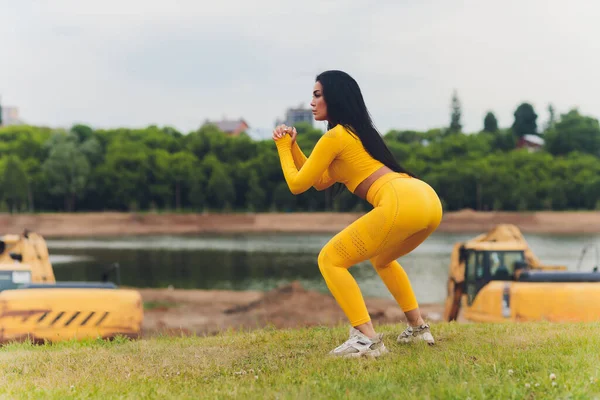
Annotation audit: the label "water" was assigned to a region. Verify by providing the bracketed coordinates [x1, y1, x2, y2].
[46, 232, 600, 304]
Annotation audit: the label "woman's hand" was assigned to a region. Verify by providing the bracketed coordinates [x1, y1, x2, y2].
[272, 124, 286, 141]
[272, 124, 297, 143]
[289, 126, 297, 144]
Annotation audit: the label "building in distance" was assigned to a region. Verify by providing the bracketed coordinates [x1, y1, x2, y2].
[275, 104, 313, 128]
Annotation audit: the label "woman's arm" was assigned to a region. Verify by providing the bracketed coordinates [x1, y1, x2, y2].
[275, 129, 343, 195]
[291, 141, 336, 191]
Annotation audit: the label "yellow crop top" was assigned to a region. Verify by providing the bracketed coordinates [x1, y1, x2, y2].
[275, 124, 386, 195]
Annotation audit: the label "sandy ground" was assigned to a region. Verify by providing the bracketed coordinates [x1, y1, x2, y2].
[138, 281, 446, 337]
[1, 209, 600, 238]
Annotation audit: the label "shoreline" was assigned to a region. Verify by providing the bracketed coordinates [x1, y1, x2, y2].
[1, 210, 600, 238]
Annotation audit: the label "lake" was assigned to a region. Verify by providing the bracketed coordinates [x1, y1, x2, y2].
[47, 232, 600, 304]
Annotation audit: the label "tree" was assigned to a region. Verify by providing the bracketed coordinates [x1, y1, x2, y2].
[169, 151, 197, 210]
[2, 114, 600, 213]
[79, 137, 103, 167]
[246, 171, 266, 211]
[272, 182, 296, 211]
[147, 149, 172, 209]
[449, 90, 462, 133]
[384, 130, 423, 144]
[42, 137, 90, 211]
[512, 103, 538, 138]
[545, 104, 556, 132]
[545, 109, 600, 156]
[71, 124, 94, 142]
[1, 156, 29, 213]
[483, 112, 499, 133]
[206, 164, 235, 210]
[188, 164, 207, 211]
[492, 128, 517, 151]
[101, 142, 150, 210]
[21, 157, 41, 211]
[186, 124, 227, 160]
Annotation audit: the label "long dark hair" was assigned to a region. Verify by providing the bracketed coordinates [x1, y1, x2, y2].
[316, 70, 416, 183]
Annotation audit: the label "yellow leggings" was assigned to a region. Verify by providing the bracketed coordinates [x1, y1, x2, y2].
[318, 172, 443, 326]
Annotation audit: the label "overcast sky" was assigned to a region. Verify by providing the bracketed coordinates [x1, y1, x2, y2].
[1, 0, 599, 138]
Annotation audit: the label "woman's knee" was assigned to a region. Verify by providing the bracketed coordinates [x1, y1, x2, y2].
[318, 245, 349, 275]
[318, 247, 334, 276]
[317, 247, 327, 267]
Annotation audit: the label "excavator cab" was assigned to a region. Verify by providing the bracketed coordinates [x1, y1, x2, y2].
[0, 264, 33, 291]
[0, 234, 45, 292]
[443, 224, 553, 322]
[0, 231, 55, 287]
[464, 247, 525, 306]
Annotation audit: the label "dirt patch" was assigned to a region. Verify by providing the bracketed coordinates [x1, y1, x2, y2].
[138, 282, 445, 337]
[440, 210, 600, 234]
[1, 210, 599, 238]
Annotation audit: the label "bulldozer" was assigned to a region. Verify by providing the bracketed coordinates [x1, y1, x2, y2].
[443, 224, 600, 323]
[0, 230, 143, 344]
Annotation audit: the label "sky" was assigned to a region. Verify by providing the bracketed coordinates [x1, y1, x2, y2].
[1, 0, 599, 139]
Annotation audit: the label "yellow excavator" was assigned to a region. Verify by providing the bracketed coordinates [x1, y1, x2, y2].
[0, 230, 143, 344]
[443, 224, 600, 323]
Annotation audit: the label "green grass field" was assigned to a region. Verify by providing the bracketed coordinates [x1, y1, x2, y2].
[1, 322, 599, 399]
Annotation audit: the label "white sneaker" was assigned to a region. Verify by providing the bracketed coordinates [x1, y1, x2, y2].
[397, 323, 435, 345]
[329, 327, 389, 358]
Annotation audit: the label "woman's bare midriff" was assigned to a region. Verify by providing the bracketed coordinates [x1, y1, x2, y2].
[353, 166, 394, 200]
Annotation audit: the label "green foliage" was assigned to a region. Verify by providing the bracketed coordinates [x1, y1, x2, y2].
[272, 181, 296, 211]
[0, 107, 599, 213]
[188, 165, 207, 211]
[79, 137, 103, 167]
[512, 102, 538, 137]
[0, 155, 29, 212]
[384, 130, 424, 144]
[545, 104, 556, 132]
[449, 90, 462, 133]
[544, 109, 600, 157]
[483, 111, 498, 133]
[41, 133, 91, 211]
[71, 124, 94, 142]
[492, 128, 517, 151]
[246, 171, 266, 212]
[206, 163, 235, 210]
[169, 151, 197, 210]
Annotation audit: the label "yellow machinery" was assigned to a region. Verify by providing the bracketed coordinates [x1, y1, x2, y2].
[0, 231, 143, 344]
[443, 224, 600, 323]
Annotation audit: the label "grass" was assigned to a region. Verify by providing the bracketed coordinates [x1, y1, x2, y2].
[143, 300, 179, 311]
[1, 322, 599, 399]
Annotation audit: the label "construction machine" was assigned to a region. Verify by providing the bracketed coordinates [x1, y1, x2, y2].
[0, 231, 143, 344]
[443, 224, 600, 323]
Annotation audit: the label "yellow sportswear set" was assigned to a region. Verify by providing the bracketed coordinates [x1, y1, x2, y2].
[275, 124, 443, 326]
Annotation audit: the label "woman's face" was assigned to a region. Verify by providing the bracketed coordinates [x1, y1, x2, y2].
[310, 81, 328, 121]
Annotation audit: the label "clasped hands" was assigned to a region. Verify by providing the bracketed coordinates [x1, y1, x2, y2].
[272, 124, 297, 143]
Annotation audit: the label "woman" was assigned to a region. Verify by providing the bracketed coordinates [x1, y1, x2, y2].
[272, 70, 443, 358]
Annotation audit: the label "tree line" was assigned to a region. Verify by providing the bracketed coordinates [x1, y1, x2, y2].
[0, 101, 599, 213]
